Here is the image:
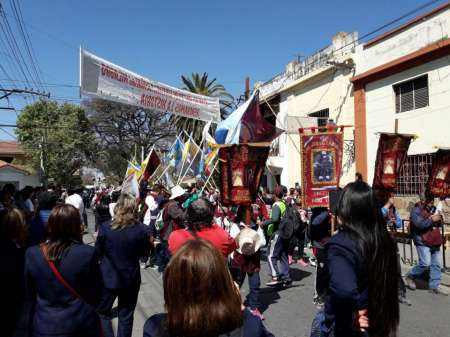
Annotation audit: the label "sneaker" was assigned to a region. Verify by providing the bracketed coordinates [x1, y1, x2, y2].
[404, 276, 416, 290]
[266, 277, 281, 286]
[429, 287, 449, 296]
[140, 262, 147, 269]
[288, 255, 294, 265]
[282, 278, 292, 287]
[309, 258, 317, 267]
[297, 258, 308, 267]
[250, 308, 265, 320]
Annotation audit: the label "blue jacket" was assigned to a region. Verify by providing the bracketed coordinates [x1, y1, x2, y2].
[95, 221, 150, 289]
[322, 230, 368, 337]
[25, 243, 103, 336]
[409, 203, 433, 246]
[143, 308, 274, 337]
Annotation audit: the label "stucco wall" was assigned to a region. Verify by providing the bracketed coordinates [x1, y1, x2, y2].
[275, 67, 356, 189]
[356, 8, 450, 74]
[0, 167, 40, 189]
[365, 56, 450, 183]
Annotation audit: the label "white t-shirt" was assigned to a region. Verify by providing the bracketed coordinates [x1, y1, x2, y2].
[109, 202, 117, 219]
[143, 195, 158, 226]
[65, 193, 85, 223]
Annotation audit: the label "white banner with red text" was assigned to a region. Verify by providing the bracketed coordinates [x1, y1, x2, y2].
[80, 49, 220, 122]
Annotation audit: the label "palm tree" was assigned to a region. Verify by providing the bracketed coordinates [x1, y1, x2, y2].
[170, 72, 235, 142]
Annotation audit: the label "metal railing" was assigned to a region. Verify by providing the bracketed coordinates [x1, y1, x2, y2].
[395, 219, 449, 272]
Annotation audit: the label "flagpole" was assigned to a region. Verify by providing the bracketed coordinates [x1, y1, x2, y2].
[176, 130, 194, 185]
[201, 158, 219, 194]
[177, 136, 204, 185]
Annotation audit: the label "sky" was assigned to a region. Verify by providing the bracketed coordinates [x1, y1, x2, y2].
[0, 0, 447, 140]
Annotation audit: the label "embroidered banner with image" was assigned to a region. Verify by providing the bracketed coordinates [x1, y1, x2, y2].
[219, 145, 269, 205]
[372, 133, 414, 190]
[427, 149, 450, 197]
[300, 130, 343, 208]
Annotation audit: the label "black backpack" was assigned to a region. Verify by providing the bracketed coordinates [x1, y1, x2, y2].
[278, 202, 300, 239]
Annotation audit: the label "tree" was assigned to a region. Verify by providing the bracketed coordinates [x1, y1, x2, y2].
[85, 98, 174, 179]
[170, 72, 234, 142]
[16, 100, 96, 187]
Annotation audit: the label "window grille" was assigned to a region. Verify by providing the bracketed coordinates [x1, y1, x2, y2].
[308, 108, 329, 127]
[393, 75, 429, 113]
[395, 153, 435, 196]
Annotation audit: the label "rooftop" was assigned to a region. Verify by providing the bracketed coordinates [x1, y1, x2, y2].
[0, 141, 24, 156]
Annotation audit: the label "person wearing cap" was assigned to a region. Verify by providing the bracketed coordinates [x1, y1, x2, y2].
[261, 186, 292, 287]
[168, 198, 236, 257]
[229, 205, 266, 320]
[158, 185, 187, 272]
[405, 191, 447, 296]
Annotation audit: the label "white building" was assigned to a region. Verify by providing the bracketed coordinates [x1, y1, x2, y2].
[351, 2, 450, 195]
[256, 32, 358, 190]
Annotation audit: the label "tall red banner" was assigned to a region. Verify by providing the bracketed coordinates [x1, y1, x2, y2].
[300, 131, 343, 208]
[427, 149, 450, 197]
[372, 133, 413, 190]
[219, 145, 269, 205]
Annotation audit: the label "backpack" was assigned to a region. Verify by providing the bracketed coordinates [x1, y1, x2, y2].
[278, 202, 299, 240]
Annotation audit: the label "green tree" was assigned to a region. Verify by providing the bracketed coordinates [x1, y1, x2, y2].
[170, 72, 234, 142]
[16, 100, 96, 187]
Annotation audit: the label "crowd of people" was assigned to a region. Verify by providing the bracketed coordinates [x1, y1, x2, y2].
[1, 176, 447, 337]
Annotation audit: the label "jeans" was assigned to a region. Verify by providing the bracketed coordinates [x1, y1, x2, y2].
[268, 232, 290, 281]
[408, 245, 441, 289]
[156, 241, 171, 273]
[313, 246, 327, 299]
[99, 285, 140, 337]
[238, 271, 261, 310]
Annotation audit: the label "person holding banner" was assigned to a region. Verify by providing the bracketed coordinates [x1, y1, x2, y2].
[404, 191, 448, 296]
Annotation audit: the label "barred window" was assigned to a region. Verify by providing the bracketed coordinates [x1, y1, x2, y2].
[308, 108, 329, 127]
[395, 153, 435, 196]
[394, 75, 429, 113]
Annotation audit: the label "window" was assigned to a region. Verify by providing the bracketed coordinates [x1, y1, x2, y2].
[308, 108, 329, 127]
[394, 75, 429, 113]
[395, 153, 434, 196]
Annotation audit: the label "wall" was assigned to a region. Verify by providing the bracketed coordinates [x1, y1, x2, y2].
[0, 167, 40, 189]
[356, 8, 450, 73]
[275, 66, 356, 188]
[365, 56, 450, 183]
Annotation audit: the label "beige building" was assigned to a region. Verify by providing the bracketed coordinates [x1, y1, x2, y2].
[351, 2, 450, 196]
[256, 32, 358, 190]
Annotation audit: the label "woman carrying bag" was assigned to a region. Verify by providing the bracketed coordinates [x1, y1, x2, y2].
[25, 204, 104, 337]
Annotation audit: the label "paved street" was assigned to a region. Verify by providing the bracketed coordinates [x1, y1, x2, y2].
[81, 211, 450, 337]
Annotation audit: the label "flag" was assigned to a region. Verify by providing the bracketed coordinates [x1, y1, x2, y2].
[125, 160, 140, 178]
[182, 139, 191, 164]
[202, 120, 216, 145]
[427, 149, 450, 197]
[168, 136, 184, 173]
[141, 148, 161, 182]
[122, 172, 140, 198]
[215, 91, 283, 144]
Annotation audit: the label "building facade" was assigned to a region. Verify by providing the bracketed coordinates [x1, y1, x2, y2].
[256, 32, 358, 190]
[352, 2, 450, 195]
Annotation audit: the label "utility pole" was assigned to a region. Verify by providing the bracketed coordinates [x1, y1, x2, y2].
[245, 77, 250, 100]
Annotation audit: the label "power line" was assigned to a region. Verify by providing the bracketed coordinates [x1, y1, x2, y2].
[0, 78, 79, 88]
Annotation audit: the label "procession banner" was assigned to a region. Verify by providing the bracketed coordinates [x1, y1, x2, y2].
[80, 49, 220, 122]
[427, 149, 450, 197]
[219, 145, 269, 205]
[300, 130, 343, 208]
[372, 133, 414, 190]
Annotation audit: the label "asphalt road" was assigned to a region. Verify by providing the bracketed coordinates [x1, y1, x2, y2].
[82, 210, 450, 337]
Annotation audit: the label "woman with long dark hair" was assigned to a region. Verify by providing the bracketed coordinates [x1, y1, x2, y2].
[143, 239, 273, 337]
[24, 204, 104, 337]
[319, 181, 399, 337]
